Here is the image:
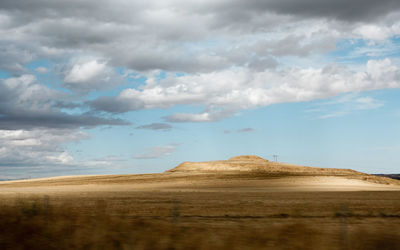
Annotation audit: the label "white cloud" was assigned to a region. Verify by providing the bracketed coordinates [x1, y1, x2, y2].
[46, 151, 74, 164]
[346, 41, 400, 60]
[62, 58, 123, 92]
[64, 60, 106, 83]
[133, 144, 177, 159]
[307, 94, 384, 119]
[0, 129, 88, 166]
[93, 58, 400, 122]
[355, 96, 384, 110]
[165, 112, 216, 123]
[35, 66, 48, 74]
[354, 25, 392, 41]
[353, 23, 400, 41]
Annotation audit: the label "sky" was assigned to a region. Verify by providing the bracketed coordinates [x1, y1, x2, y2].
[1, 0, 400, 179]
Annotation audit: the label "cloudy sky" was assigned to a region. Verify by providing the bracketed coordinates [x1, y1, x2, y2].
[1, 0, 400, 179]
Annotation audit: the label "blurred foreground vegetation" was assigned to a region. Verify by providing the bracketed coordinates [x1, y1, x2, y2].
[0, 191, 399, 250]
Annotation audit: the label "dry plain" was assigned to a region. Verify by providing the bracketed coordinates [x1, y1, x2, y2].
[0, 156, 399, 249]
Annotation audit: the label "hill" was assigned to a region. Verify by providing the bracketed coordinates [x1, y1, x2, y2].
[167, 155, 400, 186]
[0, 155, 398, 191]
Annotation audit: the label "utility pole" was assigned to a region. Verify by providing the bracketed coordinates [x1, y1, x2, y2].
[273, 155, 278, 162]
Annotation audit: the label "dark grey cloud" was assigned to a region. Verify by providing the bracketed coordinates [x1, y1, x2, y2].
[0, 75, 130, 130]
[2, 0, 399, 75]
[204, 0, 400, 23]
[0, 73, 128, 175]
[53, 101, 82, 109]
[0, 41, 33, 74]
[89, 96, 143, 113]
[0, 39, 67, 75]
[252, 0, 400, 22]
[3, 0, 398, 23]
[249, 35, 336, 58]
[135, 123, 172, 131]
[0, 112, 129, 130]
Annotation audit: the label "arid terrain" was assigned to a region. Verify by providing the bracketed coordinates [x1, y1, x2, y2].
[0, 155, 399, 249]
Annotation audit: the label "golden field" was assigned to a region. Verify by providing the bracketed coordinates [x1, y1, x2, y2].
[0, 156, 399, 249]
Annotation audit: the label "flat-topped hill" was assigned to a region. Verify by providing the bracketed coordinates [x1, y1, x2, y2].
[167, 155, 354, 174]
[166, 155, 399, 186]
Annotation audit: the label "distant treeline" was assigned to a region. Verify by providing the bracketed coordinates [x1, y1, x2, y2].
[374, 174, 400, 180]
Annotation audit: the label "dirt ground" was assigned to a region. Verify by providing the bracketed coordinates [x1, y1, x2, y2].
[0, 173, 399, 249]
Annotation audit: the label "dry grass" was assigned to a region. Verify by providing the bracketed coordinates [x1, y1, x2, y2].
[0, 190, 399, 250]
